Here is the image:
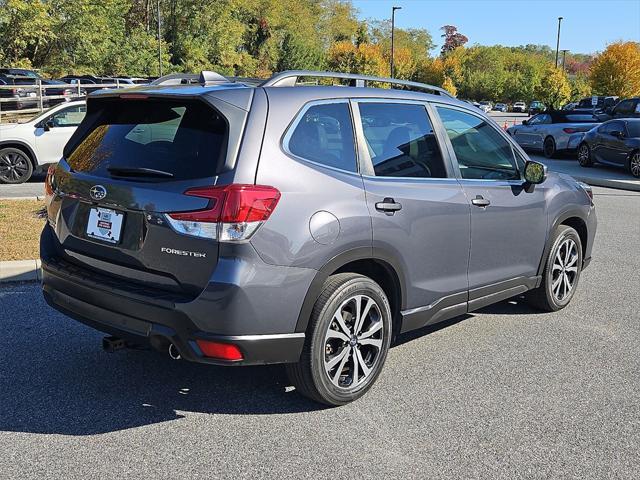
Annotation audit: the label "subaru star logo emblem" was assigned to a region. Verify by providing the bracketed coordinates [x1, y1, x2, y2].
[89, 185, 107, 201]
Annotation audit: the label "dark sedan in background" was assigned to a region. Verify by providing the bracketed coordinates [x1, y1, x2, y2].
[575, 119, 640, 178]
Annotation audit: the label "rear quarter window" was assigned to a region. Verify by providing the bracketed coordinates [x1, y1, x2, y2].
[285, 101, 357, 172]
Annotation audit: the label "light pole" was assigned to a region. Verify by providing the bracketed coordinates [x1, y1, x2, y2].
[561, 49, 569, 72]
[157, 0, 162, 77]
[390, 6, 402, 78]
[555, 16, 563, 68]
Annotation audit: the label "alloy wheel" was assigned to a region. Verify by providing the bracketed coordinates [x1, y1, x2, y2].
[551, 238, 579, 302]
[578, 144, 590, 165]
[323, 294, 384, 391]
[630, 153, 640, 178]
[544, 138, 555, 158]
[0, 151, 31, 183]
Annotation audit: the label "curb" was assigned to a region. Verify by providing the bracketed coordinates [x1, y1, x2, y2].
[573, 176, 640, 192]
[0, 259, 41, 283]
[0, 196, 46, 201]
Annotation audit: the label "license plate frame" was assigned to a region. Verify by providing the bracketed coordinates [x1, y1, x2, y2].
[86, 207, 124, 244]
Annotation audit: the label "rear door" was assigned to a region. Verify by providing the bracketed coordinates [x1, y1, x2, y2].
[48, 95, 247, 299]
[433, 104, 547, 302]
[353, 99, 470, 326]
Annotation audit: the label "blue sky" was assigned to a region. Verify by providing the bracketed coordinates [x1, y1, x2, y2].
[352, 0, 640, 54]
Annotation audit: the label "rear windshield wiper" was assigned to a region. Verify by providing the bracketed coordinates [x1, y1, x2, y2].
[107, 166, 174, 178]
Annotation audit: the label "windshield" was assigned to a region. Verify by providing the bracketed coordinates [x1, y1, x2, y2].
[627, 123, 640, 137]
[22, 105, 62, 123]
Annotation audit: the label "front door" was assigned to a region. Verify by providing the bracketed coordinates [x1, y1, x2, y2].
[353, 100, 470, 329]
[433, 105, 547, 303]
[598, 120, 628, 166]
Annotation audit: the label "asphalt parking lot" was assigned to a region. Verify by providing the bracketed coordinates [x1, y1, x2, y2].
[1, 186, 639, 479]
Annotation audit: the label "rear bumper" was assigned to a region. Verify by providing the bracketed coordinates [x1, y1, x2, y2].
[40, 224, 313, 366]
[42, 266, 306, 365]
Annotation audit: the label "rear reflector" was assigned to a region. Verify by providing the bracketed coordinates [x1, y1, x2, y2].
[196, 340, 243, 361]
[45, 164, 56, 196]
[166, 184, 280, 241]
[563, 128, 578, 134]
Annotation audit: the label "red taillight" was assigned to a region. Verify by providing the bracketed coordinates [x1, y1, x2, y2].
[219, 185, 281, 223]
[166, 184, 280, 241]
[563, 128, 578, 134]
[44, 164, 56, 196]
[196, 340, 244, 361]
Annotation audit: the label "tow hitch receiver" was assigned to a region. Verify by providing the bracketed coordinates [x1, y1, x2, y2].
[102, 336, 126, 353]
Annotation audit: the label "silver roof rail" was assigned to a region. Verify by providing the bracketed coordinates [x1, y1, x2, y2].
[260, 70, 453, 97]
[150, 71, 232, 86]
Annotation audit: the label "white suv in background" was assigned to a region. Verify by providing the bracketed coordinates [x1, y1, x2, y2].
[513, 101, 527, 113]
[0, 100, 86, 183]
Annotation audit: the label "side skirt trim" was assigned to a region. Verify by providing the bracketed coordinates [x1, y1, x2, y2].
[400, 276, 540, 334]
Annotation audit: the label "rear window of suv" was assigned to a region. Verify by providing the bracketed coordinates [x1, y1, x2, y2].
[66, 99, 227, 180]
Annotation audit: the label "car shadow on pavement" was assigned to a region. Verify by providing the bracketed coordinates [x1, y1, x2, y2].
[0, 290, 327, 435]
[0, 287, 540, 436]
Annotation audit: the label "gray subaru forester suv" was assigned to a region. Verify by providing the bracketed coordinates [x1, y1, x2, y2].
[41, 71, 597, 405]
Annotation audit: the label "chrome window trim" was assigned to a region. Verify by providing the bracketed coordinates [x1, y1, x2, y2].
[281, 98, 360, 175]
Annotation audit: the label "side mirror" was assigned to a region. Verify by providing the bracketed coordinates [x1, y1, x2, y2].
[524, 160, 547, 185]
[611, 130, 624, 139]
[43, 119, 55, 131]
[521, 119, 529, 126]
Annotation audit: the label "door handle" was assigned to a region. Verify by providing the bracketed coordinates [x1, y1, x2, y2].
[471, 195, 491, 207]
[375, 198, 402, 215]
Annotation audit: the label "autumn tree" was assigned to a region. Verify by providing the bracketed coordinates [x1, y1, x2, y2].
[326, 41, 387, 77]
[442, 77, 457, 96]
[535, 66, 571, 109]
[440, 25, 467, 56]
[570, 75, 592, 100]
[590, 41, 640, 97]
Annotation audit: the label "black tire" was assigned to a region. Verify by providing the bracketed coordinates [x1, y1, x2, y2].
[577, 142, 593, 167]
[543, 136, 556, 158]
[0, 147, 34, 184]
[627, 150, 640, 178]
[526, 225, 582, 312]
[286, 273, 392, 406]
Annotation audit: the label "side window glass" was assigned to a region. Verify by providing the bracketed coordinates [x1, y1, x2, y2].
[513, 149, 527, 171]
[616, 100, 633, 114]
[358, 102, 447, 178]
[609, 121, 624, 134]
[436, 106, 520, 181]
[50, 105, 87, 127]
[287, 102, 357, 172]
